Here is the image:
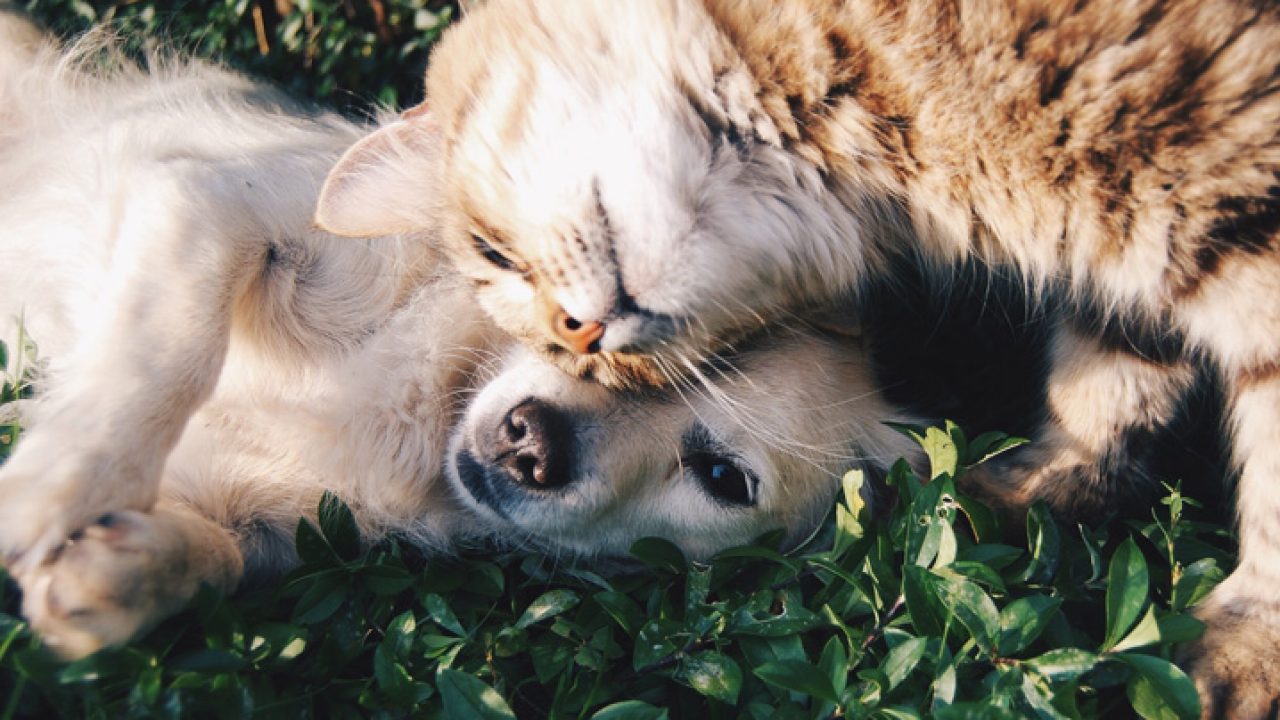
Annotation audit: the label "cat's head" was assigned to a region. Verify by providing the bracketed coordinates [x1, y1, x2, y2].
[317, 0, 869, 388]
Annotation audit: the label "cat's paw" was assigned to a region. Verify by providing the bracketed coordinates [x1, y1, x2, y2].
[1181, 594, 1280, 719]
[18, 511, 198, 659]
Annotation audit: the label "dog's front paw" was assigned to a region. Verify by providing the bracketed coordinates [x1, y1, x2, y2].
[1181, 593, 1280, 719]
[0, 444, 159, 573]
[18, 510, 217, 659]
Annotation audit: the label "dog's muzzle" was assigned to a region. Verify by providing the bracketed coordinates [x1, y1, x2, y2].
[454, 398, 576, 517]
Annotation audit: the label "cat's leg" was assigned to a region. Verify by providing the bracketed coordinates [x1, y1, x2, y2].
[0, 164, 268, 573]
[1178, 373, 1280, 719]
[16, 502, 243, 659]
[961, 325, 1197, 520]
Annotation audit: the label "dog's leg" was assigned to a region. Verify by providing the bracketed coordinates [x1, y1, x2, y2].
[0, 164, 268, 572]
[961, 326, 1197, 520]
[18, 502, 243, 659]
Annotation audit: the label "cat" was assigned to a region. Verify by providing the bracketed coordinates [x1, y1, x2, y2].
[315, 0, 1280, 714]
[0, 20, 920, 658]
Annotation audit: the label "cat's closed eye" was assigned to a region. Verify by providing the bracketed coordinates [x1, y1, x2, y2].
[471, 233, 519, 272]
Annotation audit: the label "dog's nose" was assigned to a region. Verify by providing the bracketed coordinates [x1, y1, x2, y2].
[494, 398, 573, 488]
[553, 309, 605, 354]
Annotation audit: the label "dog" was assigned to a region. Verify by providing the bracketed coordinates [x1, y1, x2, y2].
[0, 20, 920, 658]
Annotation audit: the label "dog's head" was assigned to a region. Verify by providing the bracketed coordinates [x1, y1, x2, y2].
[446, 326, 917, 561]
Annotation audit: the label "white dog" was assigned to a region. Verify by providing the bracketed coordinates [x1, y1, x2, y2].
[0, 20, 918, 658]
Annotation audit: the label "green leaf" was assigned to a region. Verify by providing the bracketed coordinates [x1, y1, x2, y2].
[633, 620, 680, 671]
[1018, 671, 1069, 720]
[629, 537, 686, 572]
[591, 701, 670, 720]
[374, 644, 412, 692]
[680, 650, 742, 705]
[1024, 648, 1099, 682]
[1020, 503, 1061, 585]
[594, 591, 644, 635]
[932, 661, 958, 713]
[955, 494, 1002, 544]
[903, 565, 945, 637]
[1120, 654, 1200, 720]
[964, 432, 1029, 467]
[935, 703, 1019, 720]
[818, 635, 849, 697]
[437, 669, 515, 720]
[360, 563, 414, 595]
[1111, 605, 1161, 653]
[384, 611, 416, 657]
[920, 425, 960, 480]
[318, 491, 361, 561]
[835, 469, 867, 555]
[1104, 538, 1150, 650]
[1152, 614, 1205, 646]
[514, 589, 580, 630]
[292, 579, 347, 624]
[166, 648, 248, 673]
[294, 518, 337, 566]
[957, 544, 1023, 570]
[422, 593, 466, 636]
[730, 588, 820, 636]
[751, 660, 840, 703]
[947, 560, 1008, 592]
[932, 573, 1000, 653]
[905, 473, 958, 568]
[997, 596, 1063, 656]
[1171, 559, 1224, 612]
[881, 636, 928, 690]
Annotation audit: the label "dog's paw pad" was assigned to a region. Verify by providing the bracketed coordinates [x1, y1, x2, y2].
[19, 511, 185, 659]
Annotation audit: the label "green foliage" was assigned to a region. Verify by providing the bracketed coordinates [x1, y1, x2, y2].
[0, 422, 1235, 718]
[0, 331, 36, 465]
[22, 0, 459, 111]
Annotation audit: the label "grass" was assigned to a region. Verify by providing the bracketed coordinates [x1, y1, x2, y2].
[2, 3, 1239, 718]
[0, 389, 1235, 717]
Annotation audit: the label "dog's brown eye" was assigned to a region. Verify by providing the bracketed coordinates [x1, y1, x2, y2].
[687, 451, 757, 507]
[472, 234, 517, 272]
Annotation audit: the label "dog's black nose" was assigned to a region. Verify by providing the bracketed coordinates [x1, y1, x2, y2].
[493, 398, 573, 488]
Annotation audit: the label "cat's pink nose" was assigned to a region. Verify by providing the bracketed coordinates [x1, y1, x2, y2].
[553, 310, 604, 354]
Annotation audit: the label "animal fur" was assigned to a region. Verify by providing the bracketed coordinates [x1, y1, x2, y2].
[316, 1, 1280, 715]
[0, 25, 921, 658]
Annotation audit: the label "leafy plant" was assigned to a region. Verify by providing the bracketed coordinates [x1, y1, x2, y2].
[22, 0, 459, 112]
[0, 419, 1233, 718]
[0, 330, 36, 465]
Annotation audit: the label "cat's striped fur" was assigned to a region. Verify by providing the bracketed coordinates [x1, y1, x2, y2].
[318, 0, 1280, 715]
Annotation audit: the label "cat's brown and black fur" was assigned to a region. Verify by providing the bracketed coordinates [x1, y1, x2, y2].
[318, 2, 1280, 714]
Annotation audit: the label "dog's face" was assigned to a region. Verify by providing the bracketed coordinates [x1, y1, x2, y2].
[446, 327, 913, 561]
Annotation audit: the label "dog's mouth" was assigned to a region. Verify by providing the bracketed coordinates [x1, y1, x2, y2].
[452, 449, 515, 520]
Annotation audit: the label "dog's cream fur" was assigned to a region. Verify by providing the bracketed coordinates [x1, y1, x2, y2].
[0, 24, 917, 659]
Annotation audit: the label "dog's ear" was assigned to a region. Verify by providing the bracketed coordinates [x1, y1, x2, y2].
[316, 105, 441, 237]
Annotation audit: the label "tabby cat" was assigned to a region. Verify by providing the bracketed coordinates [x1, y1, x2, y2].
[317, 1, 1280, 714]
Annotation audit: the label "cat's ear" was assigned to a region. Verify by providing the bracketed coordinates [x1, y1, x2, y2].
[316, 104, 442, 237]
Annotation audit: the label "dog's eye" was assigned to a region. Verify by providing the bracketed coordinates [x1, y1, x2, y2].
[472, 234, 518, 272]
[686, 451, 757, 507]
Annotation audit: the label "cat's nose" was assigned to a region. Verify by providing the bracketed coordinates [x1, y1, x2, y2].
[493, 398, 573, 488]
[553, 309, 605, 354]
